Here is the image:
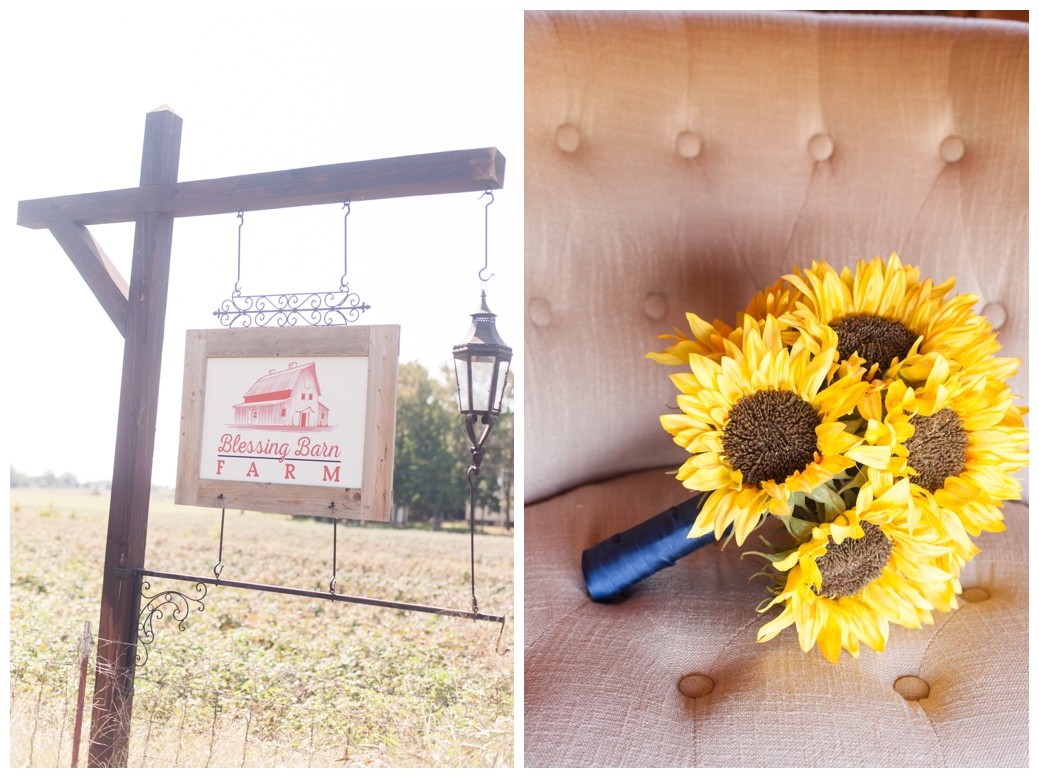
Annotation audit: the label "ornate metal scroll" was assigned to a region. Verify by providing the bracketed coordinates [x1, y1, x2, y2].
[135, 578, 208, 667]
[213, 288, 370, 327]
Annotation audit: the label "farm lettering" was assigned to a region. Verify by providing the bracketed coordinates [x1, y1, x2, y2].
[215, 458, 342, 482]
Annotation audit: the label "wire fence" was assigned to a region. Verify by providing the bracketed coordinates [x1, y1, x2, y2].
[10, 627, 511, 768]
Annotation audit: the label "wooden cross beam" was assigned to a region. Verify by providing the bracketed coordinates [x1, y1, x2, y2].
[16, 106, 505, 768]
[18, 140, 505, 336]
[17, 146, 507, 228]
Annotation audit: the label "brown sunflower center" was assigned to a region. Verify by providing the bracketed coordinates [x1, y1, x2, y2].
[814, 522, 893, 599]
[906, 408, 968, 493]
[723, 389, 820, 485]
[832, 314, 919, 370]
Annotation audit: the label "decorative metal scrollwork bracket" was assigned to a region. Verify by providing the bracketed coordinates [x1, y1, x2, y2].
[133, 575, 208, 667]
[213, 288, 371, 327]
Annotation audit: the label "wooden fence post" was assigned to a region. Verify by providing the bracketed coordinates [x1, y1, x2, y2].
[71, 621, 92, 767]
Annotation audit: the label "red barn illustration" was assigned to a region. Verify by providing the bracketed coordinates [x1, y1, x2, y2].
[233, 361, 330, 428]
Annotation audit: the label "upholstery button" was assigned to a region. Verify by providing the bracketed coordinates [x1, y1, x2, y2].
[555, 123, 581, 153]
[676, 131, 702, 159]
[643, 293, 668, 320]
[678, 673, 714, 699]
[940, 136, 966, 163]
[961, 587, 991, 603]
[894, 675, 930, 701]
[808, 133, 834, 161]
[981, 302, 1007, 330]
[529, 297, 553, 326]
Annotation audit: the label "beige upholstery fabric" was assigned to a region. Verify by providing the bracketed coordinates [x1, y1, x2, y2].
[525, 471, 1028, 768]
[523, 11, 1028, 768]
[524, 10, 1028, 505]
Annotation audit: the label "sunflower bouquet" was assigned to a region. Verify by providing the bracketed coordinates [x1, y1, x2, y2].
[582, 253, 1027, 663]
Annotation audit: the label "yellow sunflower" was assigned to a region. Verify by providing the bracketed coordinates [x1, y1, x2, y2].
[782, 253, 1003, 383]
[851, 354, 1027, 564]
[646, 311, 735, 368]
[899, 359, 1029, 539]
[660, 315, 889, 545]
[647, 279, 803, 366]
[756, 478, 962, 663]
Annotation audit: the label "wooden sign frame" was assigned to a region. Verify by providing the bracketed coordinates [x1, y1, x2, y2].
[176, 325, 399, 521]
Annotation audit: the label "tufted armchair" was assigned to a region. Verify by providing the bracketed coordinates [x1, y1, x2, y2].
[523, 11, 1027, 768]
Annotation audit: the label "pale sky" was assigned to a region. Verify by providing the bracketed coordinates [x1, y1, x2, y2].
[2, 1, 523, 487]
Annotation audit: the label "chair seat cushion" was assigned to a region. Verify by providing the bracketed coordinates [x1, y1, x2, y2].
[524, 468, 1028, 767]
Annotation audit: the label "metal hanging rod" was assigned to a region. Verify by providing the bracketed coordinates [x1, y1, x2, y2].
[118, 567, 506, 624]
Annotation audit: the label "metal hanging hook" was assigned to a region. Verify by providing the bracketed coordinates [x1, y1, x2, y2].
[479, 190, 494, 283]
[234, 211, 244, 295]
[340, 201, 351, 289]
[213, 507, 226, 580]
[494, 619, 510, 656]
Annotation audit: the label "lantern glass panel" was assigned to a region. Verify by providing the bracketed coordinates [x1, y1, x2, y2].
[470, 354, 498, 414]
[453, 354, 470, 413]
[495, 358, 511, 412]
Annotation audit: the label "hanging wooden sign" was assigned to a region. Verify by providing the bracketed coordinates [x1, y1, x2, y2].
[176, 325, 399, 520]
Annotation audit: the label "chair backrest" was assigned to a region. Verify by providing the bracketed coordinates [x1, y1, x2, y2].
[524, 10, 1028, 504]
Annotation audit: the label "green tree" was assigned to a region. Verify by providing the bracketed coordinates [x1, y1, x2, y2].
[393, 361, 469, 525]
[473, 374, 514, 528]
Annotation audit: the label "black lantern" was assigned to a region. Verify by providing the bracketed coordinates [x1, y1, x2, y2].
[453, 290, 512, 466]
[454, 191, 512, 616]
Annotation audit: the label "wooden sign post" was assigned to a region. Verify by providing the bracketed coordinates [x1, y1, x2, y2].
[16, 107, 505, 767]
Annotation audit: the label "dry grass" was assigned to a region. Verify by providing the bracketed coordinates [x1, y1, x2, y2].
[9, 488, 514, 767]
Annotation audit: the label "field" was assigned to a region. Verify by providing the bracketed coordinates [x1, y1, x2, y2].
[9, 488, 514, 768]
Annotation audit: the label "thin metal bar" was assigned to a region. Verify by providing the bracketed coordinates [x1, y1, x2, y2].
[235, 212, 244, 293]
[122, 568, 505, 624]
[329, 519, 338, 594]
[341, 201, 350, 286]
[468, 466, 479, 613]
[214, 507, 226, 579]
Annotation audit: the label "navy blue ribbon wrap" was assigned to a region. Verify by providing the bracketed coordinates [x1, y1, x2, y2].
[582, 493, 715, 602]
